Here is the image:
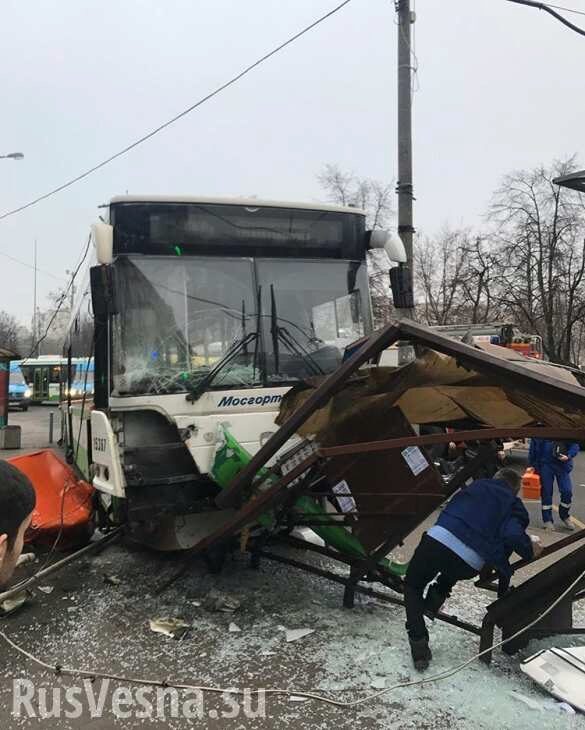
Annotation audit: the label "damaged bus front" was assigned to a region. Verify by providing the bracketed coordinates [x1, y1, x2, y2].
[63, 196, 407, 549]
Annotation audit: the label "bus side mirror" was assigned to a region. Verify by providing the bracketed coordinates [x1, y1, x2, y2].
[390, 264, 414, 309]
[92, 222, 114, 264]
[367, 230, 407, 263]
[90, 265, 118, 316]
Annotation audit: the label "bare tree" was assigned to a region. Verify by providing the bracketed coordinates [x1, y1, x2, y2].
[415, 227, 497, 326]
[317, 165, 355, 207]
[458, 236, 498, 324]
[489, 157, 585, 364]
[317, 163, 395, 327]
[318, 164, 393, 229]
[0, 311, 19, 352]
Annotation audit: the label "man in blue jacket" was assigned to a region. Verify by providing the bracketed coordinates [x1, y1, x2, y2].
[404, 468, 539, 671]
[529, 439, 580, 531]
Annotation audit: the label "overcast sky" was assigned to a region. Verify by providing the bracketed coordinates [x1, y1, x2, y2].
[0, 0, 583, 323]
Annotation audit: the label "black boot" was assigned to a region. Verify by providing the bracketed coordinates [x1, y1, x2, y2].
[424, 584, 448, 620]
[409, 637, 432, 671]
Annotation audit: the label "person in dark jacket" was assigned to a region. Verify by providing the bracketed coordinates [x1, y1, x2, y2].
[0, 461, 36, 588]
[529, 438, 580, 531]
[403, 468, 540, 671]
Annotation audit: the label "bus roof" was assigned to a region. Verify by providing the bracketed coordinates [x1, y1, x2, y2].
[106, 195, 367, 217]
[17, 356, 65, 366]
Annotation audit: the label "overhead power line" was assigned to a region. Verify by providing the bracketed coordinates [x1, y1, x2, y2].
[0, 0, 353, 224]
[23, 234, 92, 361]
[0, 249, 62, 281]
[548, 3, 585, 18]
[507, 0, 585, 36]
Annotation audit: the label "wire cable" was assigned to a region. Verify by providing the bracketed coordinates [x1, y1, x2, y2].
[2, 564, 584, 709]
[547, 3, 585, 18]
[0, 250, 63, 281]
[507, 0, 585, 36]
[0, 0, 353, 223]
[21, 234, 92, 362]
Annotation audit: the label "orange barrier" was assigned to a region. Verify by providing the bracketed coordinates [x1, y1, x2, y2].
[522, 467, 541, 500]
[7, 450, 94, 549]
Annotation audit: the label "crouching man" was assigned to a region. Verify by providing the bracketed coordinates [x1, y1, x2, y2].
[404, 468, 541, 671]
[0, 461, 36, 588]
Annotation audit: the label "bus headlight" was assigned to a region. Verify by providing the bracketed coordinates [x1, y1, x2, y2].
[24, 388, 32, 399]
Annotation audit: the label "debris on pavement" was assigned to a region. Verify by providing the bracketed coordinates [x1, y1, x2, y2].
[521, 645, 585, 713]
[552, 702, 577, 715]
[37, 586, 54, 594]
[290, 526, 325, 548]
[511, 690, 578, 716]
[203, 588, 240, 613]
[371, 677, 387, 690]
[15, 552, 36, 567]
[509, 691, 544, 711]
[228, 622, 241, 633]
[103, 575, 122, 586]
[0, 591, 29, 616]
[285, 628, 315, 643]
[148, 617, 192, 639]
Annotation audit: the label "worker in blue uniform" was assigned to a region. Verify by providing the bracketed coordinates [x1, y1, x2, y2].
[529, 439, 580, 531]
[404, 469, 539, 671]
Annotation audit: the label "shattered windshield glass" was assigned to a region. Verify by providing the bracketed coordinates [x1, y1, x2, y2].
[112, 256, 371, 396]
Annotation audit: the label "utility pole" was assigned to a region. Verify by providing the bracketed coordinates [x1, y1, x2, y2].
[396, 0, 415, 316]
[65, 269, 76, 313]
[32, 239, 38, 356]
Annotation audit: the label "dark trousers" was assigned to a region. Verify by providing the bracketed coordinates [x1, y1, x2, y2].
[404, 534, 479, 641]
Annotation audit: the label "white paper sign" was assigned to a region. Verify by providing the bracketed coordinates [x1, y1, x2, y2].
[332, 480, 356, 513]
[401, 446, 429, 476]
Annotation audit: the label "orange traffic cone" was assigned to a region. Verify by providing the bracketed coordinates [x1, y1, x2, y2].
[522, 467, 541, 500]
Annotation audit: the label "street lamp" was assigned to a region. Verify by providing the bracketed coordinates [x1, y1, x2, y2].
[0, 152, 24, 160]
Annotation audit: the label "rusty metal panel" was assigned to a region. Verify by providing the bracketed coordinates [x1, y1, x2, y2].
[398, 320, 585, 411]
[322, 406, 444, 553]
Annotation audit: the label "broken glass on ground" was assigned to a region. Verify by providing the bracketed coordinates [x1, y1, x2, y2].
[149, 617, 192, 639]
[203, 589, 240, 613]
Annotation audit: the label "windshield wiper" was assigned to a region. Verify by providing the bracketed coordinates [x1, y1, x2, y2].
[270, 284, 280, 376]
[269, 284, 324, 377]
[185, 330, 258, 402]
[252, 285, 264, 380]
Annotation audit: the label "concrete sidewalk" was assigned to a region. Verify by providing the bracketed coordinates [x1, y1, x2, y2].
[0, 405, 61, 459]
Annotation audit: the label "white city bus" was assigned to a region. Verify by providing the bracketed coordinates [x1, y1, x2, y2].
[19, 356, 65, 403]
[62, 195, 407, 549]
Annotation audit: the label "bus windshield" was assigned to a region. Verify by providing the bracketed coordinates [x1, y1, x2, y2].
[112, 256, 371, 396]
